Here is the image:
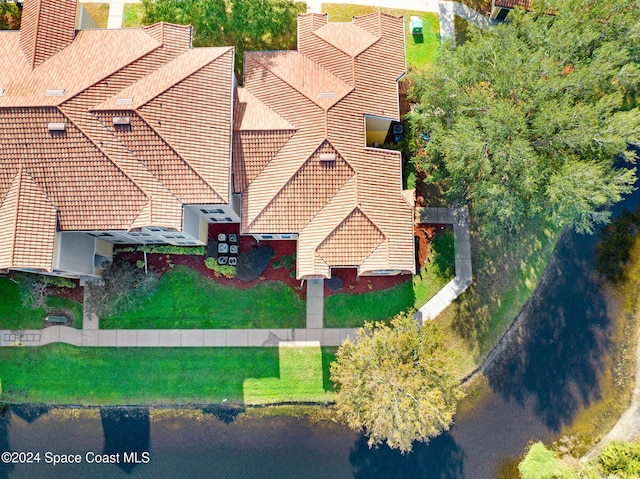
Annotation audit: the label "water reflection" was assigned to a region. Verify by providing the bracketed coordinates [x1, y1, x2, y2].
[100, 408, 150, 473]
[350, 433, 464, 479]
[485, 229, 613, 431]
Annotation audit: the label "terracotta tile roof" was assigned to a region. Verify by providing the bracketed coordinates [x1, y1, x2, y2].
[0, 1, 235, 272]
[1, 29, 161, 107]
[19, 0, 77, 69]
[316, 208, 385, 266]
[244, 50, 353, 110]
[494, 0, 533, 9]
[0, 168, 57, 271]
[234, 87, 294, 131]
[232, 130, 294, 193]
[313, 22, 379, 57]
[241, 13, 415, 279]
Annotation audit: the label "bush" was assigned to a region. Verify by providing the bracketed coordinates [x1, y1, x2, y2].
[326, 276, 343, 291]
[205, 257, 236, 278]
[236, 246, 273, 281]
[272, 253, 296, 270]
[116, 245, 206, 255]
[599, 442, 640, 476]
[85, 261, 158, 317]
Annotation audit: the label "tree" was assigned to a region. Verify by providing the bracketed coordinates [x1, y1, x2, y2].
[0, 0, 22, 30]
[407, 0, 640, 242]
[141, 0, 304, 77]
[330, 312, 463, 453]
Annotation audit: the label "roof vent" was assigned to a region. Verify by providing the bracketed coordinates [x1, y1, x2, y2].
[46, 89, 65, 97]
[318, 92, 336, 99]
[48, 122, 66, 132]
[113, 116, 131, 126]
[115, 98, 134, 105]
[0, 89, 5, 97]
[319, 153, 336, 162]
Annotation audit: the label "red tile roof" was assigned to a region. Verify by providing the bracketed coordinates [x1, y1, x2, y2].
[238, 13, 415, 278]
[0, 0, 234, 272]
[494, 0, 533, 9]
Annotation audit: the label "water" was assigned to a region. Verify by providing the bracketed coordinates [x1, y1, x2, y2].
[2, 159, 639, 479]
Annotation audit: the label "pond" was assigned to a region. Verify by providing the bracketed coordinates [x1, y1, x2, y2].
[1, 161, 639, 479]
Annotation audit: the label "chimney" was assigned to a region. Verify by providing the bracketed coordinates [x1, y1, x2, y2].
[19, 0, 78, 69]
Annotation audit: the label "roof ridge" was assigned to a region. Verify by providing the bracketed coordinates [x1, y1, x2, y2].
[59, 105, 181, 212]
[245, 137, 326, 231]
[254, 50, 353, 110]
[135, 109, 225, 203]
[93, 47, 232, 112]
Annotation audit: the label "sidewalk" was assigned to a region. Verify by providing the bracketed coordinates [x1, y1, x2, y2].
[415, 206, 473, 322]
[0, 327, 356, 347]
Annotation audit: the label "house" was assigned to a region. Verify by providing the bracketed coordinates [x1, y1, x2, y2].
[490, 0, 533, 20]
[0, 0, 415, 281]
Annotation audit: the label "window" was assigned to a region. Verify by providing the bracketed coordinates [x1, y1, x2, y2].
[210, 218, 218, 222]
[225, 217, 233, 222]
[262, 235, 273, 240]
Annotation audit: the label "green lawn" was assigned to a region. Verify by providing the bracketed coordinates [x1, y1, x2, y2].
[0, 277, 43, 329]
[244, 344, 334, 403]
[324, 230, 455, 328]
[0, 344, 336, 405]
[324, 281, 415, 327]
[0, 277, 83, 329]
[101, 266, 305, 329]
[322, 4, 440, 70]
[123, 3, 144, 28]
[414, 230, 456, 308]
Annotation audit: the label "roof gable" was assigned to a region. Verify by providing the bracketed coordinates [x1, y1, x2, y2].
[0, 168, 57, 271]
[19, 0, 77, 69]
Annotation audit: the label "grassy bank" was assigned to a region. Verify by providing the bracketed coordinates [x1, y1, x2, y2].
[101, 266, 305, 329]
[0, 344, 337, 405]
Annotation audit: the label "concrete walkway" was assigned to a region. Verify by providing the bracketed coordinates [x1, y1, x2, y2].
[0, 327, 356, 347]
[306, 278, 325, 328]
[415, 206, 472, 322]
[307, 0, 496, 41]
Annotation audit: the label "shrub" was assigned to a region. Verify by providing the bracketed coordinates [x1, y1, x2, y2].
[85, 261, 158, 317]
[205, 257, 236, 278]
[325, 276, 343, 291]
[599, 442, 640, 476]
[272, 253, 296, 270]
[116, 245, 206, 255]
[236, 246, 273, 281]
[136, 260, 146, 269]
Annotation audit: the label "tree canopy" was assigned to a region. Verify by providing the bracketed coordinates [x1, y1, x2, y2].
[408, 0, 640, 241]
[330, 312, 463, 453]
[0, 0, 21, 30]
[141, 0, 304, 77]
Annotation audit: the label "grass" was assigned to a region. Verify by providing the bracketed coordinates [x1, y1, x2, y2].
[324, 229, 455, 328]
[322, 4, 440, 70]
[123, 3, 145, 28]
[413, 230, 456, 308]
[0, 277, 43, 329]
[101, 266, 305, 329]
[81, 3, 109, 28]
[243, 344, 334, 403]
[0, 277, 83, 329]
[0, 344, 336, 405]
[324, 281, 414, 327]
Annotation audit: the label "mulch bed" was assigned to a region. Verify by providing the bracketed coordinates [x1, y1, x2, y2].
[114, 223, 415, 299]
